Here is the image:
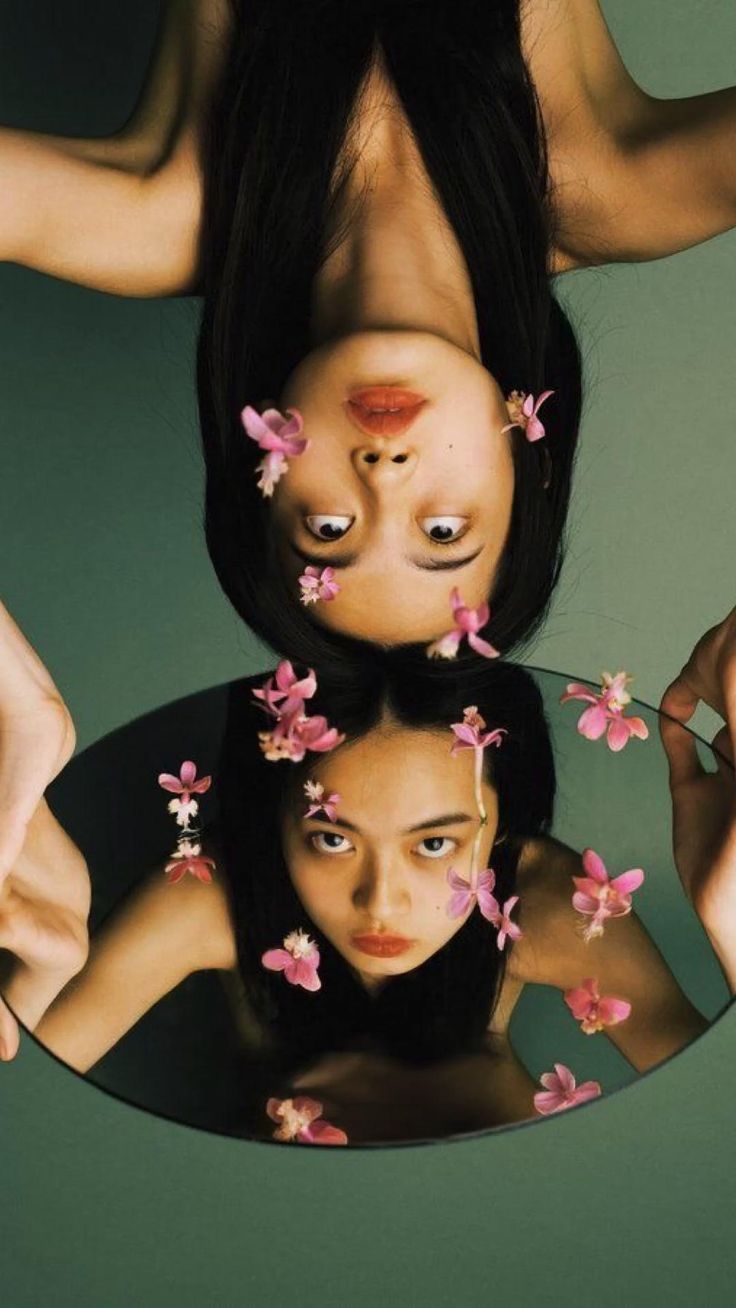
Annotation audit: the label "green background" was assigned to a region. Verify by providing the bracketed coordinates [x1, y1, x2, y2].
[1, 3, 735, 1302]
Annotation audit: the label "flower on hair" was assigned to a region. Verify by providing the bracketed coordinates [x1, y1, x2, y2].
[560, 671, 649, 752]
[304, 780, 340, 822]
[502, 389, 554, 443]
[158, 760, 212, 801]
[165, 839, 216, 885]
[492, 895, 522, 951]
[533, 1063, 602, 1115]
[262, 929, 321, 991]
[266, 1096, 348, 1145]
[298, 566, 341, 606]
[252, 660, 317, 719]
[564, 977, 632, 1035]
[446, 866, 499, 921]
[240, 404, 310, 498]
[258, 713, 344, 763]
[426, 588, 500, 660]
[450, 706, 507, 755]
[572, 848, 645, 942]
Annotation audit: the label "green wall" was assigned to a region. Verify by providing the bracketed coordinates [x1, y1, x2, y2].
[2, 3, 735, 1303]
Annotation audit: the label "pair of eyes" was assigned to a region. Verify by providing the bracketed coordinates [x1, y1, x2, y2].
[306, 515, 468, 543]
[310, 832, 457, 858]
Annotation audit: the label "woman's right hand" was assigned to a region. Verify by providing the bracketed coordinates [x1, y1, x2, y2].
[0, 602, 88, 1058]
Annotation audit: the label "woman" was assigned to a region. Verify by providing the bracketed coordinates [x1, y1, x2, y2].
[2, 2, 735, 657]
[0, 604, 729, 1141]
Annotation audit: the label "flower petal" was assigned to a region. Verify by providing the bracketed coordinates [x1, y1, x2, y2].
[581, 849, 608, 884]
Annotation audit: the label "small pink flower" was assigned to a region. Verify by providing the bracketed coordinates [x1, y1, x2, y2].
[252, 660, 317, 719]
[502, 389, 554, 443]
[165, 839, 216, 885]
[262, 929, 322, 991]
[490, 895, 523, 951]
[450, 706, 507, 755]
[158, 760, 212, 801]
[426, 588, 500, 661]
[564, 977, 632, 1035]
[560, 671, 649, 752]
[446, 867, 499, 921]
[266, 1096, 348, 1145]
[299, 566, 341, 606]
[240, 404, 310, 497]
[572, 848, 645, 942]
[304, 780, 340, 822]
[533, 1062, 602, 1115]
[259, 713, 345, 763]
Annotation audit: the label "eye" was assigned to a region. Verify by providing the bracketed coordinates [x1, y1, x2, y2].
[414, 836, 457, 859]
[306, 515, 354, 542]
[420, 516, 468, 544]
[310, 831, 354, 854]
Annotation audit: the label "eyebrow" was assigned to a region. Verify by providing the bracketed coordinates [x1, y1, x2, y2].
[306, 812, 476, 835]
[289, 542, 485, 573]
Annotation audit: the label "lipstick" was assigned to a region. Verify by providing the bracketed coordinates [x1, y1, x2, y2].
[344, 387, 427, 438]
[350, 934, 415, 958]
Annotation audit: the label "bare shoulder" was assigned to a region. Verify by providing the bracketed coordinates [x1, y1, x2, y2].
[506, 835, 582, 984]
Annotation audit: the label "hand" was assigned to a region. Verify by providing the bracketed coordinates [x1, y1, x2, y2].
[0, 602, 88, 1058]
[659, 608, 736, 989]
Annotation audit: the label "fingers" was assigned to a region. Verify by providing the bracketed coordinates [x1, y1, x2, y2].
[660, 609, 736, 762]
[659, 710, 704, 790]
[0, 893, 88, 976]
[711, 726, 735, 779]
[0, 993, 20, 1061]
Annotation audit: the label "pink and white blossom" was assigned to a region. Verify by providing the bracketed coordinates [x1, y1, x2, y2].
[572, 848, 645, 942]
[560, 670, 649, 752]
[266, 1096, 348, 1145]
[252, 660, 317, 719]
[502, 389, 554, 443]
[165, 839, 216, 885]
[533, 1062, 602, 1115]
[158, 760, 212, 801]
[298, 565, 341, 606]
[564, 976, 632, 1034]
[491, 895, 522, 951]
[446, 866, 499, 921]
[426, 588, 500, 661]
[167, 796, 200, 828]
[450, 706, 507, 755]
[240, 404, 310, 497]
[261, 929, 322, 991]
[304, 780, 340, 822]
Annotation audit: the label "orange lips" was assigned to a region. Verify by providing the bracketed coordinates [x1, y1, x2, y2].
[351, 934, 415, 957]
[345, 386, 427, 437]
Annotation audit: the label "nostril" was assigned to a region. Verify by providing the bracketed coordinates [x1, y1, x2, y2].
[392, 454, 408, 464]
[363, 452, 380, 464]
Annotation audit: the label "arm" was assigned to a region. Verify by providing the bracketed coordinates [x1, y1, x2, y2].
[511, 838, 708, 1073]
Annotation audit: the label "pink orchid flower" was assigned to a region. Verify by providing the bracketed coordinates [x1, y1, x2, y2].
[266, 1096, 348, 1145]
[426, 588, 500, 660]
[446, 867, 499, 921]
[262, 929, 322, 991]
[572, 848, 645, 942]
[564, 976, 632, 1035]
[298, 565, 341, 606]
[560, 670, 649, 752]
[304, 780, 340, 822]
[158, 760, 212, 801]
[259, 713, 345, 763]
[450, 706, 507, 755]
[240, 404, 310, 498]
[533, 1062, 602, 1115]
[165, 840, 216, 885]
[491, 895, 522, 951]
[252, 660, 317, 719]
[501, 389, 554, 443]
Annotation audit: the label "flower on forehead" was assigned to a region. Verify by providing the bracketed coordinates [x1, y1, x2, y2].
[165, 839, 216, 885]
[564, 977, 632, 1035]
[167, 796, 199, 828]
[252, 660, 317, 719]
[426, 588, 500, 661]
[266, 1096, 348, 1145]
[572, 848, 645, 942]
[158, 760, 212, 801]
[502, 389, 554, 443]
[450, 706, 507, 755]
[240, 404, 310, 498]
[304, 780, 340, 822]
[491, 895, 522, 951]
[560, 670, 649, 752]
[533, 1063, 602, 1115]
[298, 565, 341, 606]
[262, 929, 322, 991]
[446, 867, 499, 922]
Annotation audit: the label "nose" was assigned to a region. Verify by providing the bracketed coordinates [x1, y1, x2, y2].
[350, 446, 418, 484]
[352, 858, 411, 921]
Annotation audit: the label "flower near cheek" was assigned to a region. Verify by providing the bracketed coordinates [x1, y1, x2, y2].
[304, 780, 340, 822]
[450, 706, 507, 755]
[266, 1096, 348, 1145]
[533, 1063, 602, 1115]
[165, 840, 216, 885]
[564, 977, 632, 1034]
[572, 848, 645, 942]
[560, 671, 649, 752]
[298, 565, 341, 606]
[502, 389, 554, 443]
[240, 404, 310, 498]
[446, 866, 499, 921]
[426, 588, 500, 661]
[262, 929, 322, 991]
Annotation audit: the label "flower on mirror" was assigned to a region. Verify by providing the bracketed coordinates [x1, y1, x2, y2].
[560, 670, 649, 752]
[533, 1063, 602, 1115]
[266, 1096, 348, 1145]
[572, 848, 645, 942]
[304, 780, 340, 822]
[262, 929, 322, 991]
[502, 389, 554, 443]
[240, 404, 310, 498]
[450, 706, 507, 755]
[426, 588, 500, 660]
[165, 839, 216, 885]
[157, 760, 212, 801]
[564, 976, 632, 1034]
[298, 565, 341, 606]
[167, 796, 199, 828]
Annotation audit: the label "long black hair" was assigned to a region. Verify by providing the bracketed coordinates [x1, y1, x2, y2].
[217, 651, 556, 1079]
[196, 0, 582, 664]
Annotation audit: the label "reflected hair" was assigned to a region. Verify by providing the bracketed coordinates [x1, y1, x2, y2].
[218, 653, 556, 1074]
[197, 0, 582, 663]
